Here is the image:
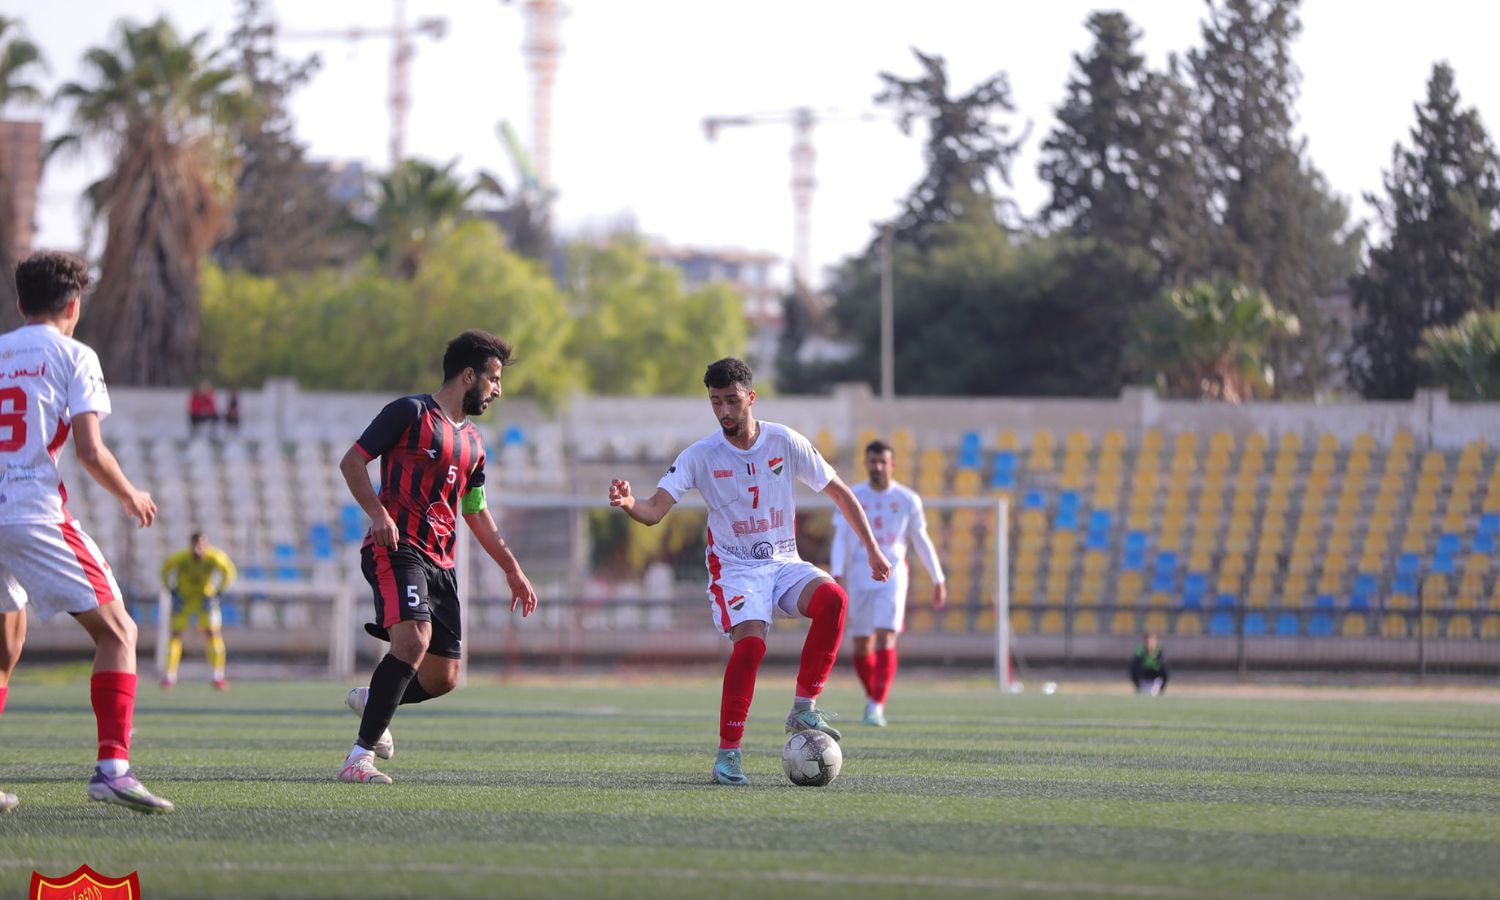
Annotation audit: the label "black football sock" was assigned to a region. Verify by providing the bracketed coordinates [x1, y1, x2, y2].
[357, 654, 415, 751]
[399, 676, 436, 706]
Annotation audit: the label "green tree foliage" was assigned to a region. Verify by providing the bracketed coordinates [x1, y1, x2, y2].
[51, 17, 247, 385]
[211, 0, 352, 275]
[812, 217, 1157, 396]
[1126, 278, 1298, 402]
[201, 221, 576, 403]
[357, 158, 504, 279]
[1187, 0, 1359, 393]
[1350, 62, 1500, 398]
[0, 14, 47, 327]
[1039, 11, 1208, 283]
[1417, 310, 1500, 401]
[564, 235, 749, 395]
[876, 48, 1027, 243]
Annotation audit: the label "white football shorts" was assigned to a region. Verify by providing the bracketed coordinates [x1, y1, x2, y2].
[705, 557, 830, 637]
[0, 521, 124, 620]
[847, 566, 911, 636]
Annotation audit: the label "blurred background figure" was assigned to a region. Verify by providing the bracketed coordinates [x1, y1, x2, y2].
[224, 388, 242, 434]
[187, 380, 219, 440]
[1130, 633, 1169, 695]
[160, 532, 237, 690]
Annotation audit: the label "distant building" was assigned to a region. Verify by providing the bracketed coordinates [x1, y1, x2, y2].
[0, 120, 44, 261]
[646, 243, 785, 368]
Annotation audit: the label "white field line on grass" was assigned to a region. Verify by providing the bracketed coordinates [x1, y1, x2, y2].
[0, 859, 1238, 898]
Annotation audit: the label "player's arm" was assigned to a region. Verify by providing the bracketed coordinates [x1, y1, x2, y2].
[462, 496, 538, 617]
[608, 481, 676, 526]
[908, 497, 947, 610]
[338, 445, 398, 547]
[72, 411, 155, 527]
[822, 476, 890, 582]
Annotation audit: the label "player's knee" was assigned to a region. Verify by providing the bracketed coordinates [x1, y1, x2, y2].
[428, 667, 460, 696]
[808, 581, 847, 618]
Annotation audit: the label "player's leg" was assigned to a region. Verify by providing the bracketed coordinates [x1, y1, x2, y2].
[400, 565, 462, 705]
[73, 602, 172, 813]
[163, 594, 189, 688]
[0, 563, 28, 809]
[205, 599, 227, 689]
[341, 545, 429, 782]
[866, 629, 898, 725]
[713, 620, 768, 786]
[785, 571, 847, 741]
[847, 592, 877, 703]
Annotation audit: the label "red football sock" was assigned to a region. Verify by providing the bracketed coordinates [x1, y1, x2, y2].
[852, 651, 875, 699]
[91, 671, 136, 761]
[0, 685, 7, 716]
[872, 647, 899, 704]
[719, 636, 766, 749]
[796, 582, 847, 699]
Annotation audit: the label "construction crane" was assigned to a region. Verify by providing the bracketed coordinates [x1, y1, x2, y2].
[702, 107, 881, 291]
[282, 0, 447, 169]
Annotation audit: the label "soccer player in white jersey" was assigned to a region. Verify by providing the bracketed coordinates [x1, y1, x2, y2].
[609, 358, 891, 785]
[830, 440, 946, 726]
[0, 251, 173, 813]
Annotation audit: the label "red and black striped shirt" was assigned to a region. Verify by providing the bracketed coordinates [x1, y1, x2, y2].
[354, 394, 487, 569]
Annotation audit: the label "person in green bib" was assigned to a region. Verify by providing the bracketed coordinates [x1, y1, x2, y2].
[1130, 632, 1169, 695]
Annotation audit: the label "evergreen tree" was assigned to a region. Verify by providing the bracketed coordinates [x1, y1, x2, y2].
[1350, 62, 1500, 398]
[876, 48, 1027, 244]
[1188, 0, 1359, 393]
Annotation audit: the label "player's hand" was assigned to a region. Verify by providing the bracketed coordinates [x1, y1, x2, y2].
[507, 568, 538, 617]
[122, 489, 156, 528]
[933, 582, 948, 611]
[608, 479, 634, 510]
[370, 509, 400, 547]
[867, 548, 892, 583]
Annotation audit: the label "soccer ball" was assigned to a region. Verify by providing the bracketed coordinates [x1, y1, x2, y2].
[782, 729, 842, 786]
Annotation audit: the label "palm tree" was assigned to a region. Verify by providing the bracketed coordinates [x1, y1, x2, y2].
[50, 17, 245, 385]
[361, 158, 502, 279]
[1417, 310, 1500, 401]
[0, 15, 47, 324]
[1126, 279, 1299, 402]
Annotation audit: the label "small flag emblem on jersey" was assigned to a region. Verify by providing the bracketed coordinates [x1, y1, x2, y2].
[729, 595, 746, 610]
[30, 865, 140, 900]
[768, 457, 784, 475]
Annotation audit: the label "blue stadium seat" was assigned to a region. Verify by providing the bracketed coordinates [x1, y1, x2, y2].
[1154, 552, 1178, 576]
[1481, 513, 1500, 537]
[1209, 612, 1235, 635]
[502, 425, 527, 447]
[273, 543, 300, 581]
[1183, 572, 1208, 605]
[340, 503, 366, 543]
[1352, 573, 1378, 598]
[1314, 593, 1336, 610]
[990, 468, 1016, 491]
[1085, 531, 1110, 551]
[308, 523, 335, 562]
[1393, 573, 1418, 595]
[1022, 490, 1046, 510]
[1437, 533, 1462, 557]
[1347, 593, 1370, 611]
[1151, 571, 1175, 593]
[1181, 591, 1203, 611]
[220, 599, 243, 628]
[1122, 548, 1145, 571]
[958, 431, 982, 470]
[1474, 533, 1495, 555]
[1215, 593, 1237, 610]
[133, 601, 157, 626]
[1307, 613, 1333, 636]
[1432, 553, 1455, 575]
[1056, 507, 1080, 531]
[1275, 612, 1299, 636]
[1244, 612, 1266, 635]
[1396, 553, 1421, 576]
[1124, 531, 1149, 554]
[243, 565, 265, 581]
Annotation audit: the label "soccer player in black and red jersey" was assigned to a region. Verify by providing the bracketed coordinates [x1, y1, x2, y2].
[336, 330, 539, 784]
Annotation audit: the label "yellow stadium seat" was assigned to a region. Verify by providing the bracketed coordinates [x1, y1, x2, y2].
[1175, 611, 1201, 635]
[1279, 432, 1302, 454]
[1245, 432, 1269, 453]
[1248, 572, 1275, 600]
[1381, 614, 1408, 637]
[1316, 570, 1343, 595]
[1483, 616, 1500, 639]
[1447, 615, 1473, 639]
[945, 608, 973, 632]
[1422, 573, 1450, 604]
[1216, 571, 1242, 594]
[1388, 593, 1414, 610]
[975, 608, 996, 632]
[1353, 433, 1375, 453]
[1102, 430, 1126, 453]
[954, 469, 982, 496]
[1341, 613, 1367, 637]
[1392, 431, 1414, 453]
[1143, 610, 1169, 635]
[996, 430, 1020, 451]
[1356, 551, 1384, 575]
[1141, 429, 1164, 454]
[1039, 610, 1065, 635]
[1442, 511, 1468, 533]
[1117, 571, 1144, 603]
[1111, 611, 1136, 634]
[1083, 550, 1110, 574]
[1419, 450, 1445, 476]
[907, 609, 935, 633]
[1074, 610, 1100, 634]
[1149, 591, 1172, 608]
[1316, 433, 1339, 453]
[1421, 615, 1442, 638]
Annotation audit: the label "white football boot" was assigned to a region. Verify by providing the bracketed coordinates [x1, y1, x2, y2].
[345, 687, 395, 759]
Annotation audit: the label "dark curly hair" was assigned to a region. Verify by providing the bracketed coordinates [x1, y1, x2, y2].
[443, 329, 514, 382]
[14, 251, 92, 316]
[703, 357, 753, 390]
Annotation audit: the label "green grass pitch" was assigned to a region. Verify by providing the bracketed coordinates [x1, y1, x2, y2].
[0, 670, 1496, 899]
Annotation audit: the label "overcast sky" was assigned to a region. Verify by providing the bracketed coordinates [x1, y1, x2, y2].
[10, 0, 1500, 287]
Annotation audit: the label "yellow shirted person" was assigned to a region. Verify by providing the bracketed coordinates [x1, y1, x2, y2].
[160, 532, 237, 690]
